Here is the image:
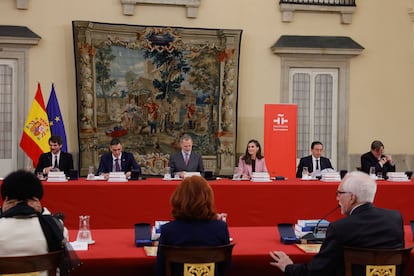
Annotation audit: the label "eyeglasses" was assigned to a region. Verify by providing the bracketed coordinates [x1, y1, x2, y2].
[336, 190, 351, 196]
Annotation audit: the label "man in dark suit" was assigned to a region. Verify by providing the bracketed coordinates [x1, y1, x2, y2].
[296, 141, 333, 178]
[360, 140, 395, 176]
[35, 135, 74, 176]
[270, 171, 405, 276]
[97, 138, 141, 178]
[168, 134, 204, 178]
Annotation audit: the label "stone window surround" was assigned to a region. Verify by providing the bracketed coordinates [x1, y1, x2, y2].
[0, 29, 40, 169]
[272, 46, 362, 170]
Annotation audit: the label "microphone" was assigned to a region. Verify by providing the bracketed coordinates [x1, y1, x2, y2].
[302, 205, 340, 244]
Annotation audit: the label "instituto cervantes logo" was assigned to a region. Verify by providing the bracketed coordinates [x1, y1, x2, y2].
[272, 113, 289, 132]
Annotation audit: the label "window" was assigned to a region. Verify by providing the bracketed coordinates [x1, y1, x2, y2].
[0, 25, 40, 174]
[290, 68, 338, 168]
[0, 61, 17, 173]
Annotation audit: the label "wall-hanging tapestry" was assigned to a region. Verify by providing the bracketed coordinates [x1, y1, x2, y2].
[72, 21, 242, 176]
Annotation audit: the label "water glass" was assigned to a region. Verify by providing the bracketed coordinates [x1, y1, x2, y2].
[233, 167, 240, 180]
[88, 166, 94, 175]
[37, 172, 44, 180]
[302, 167, 309, 177]
[164, 167, 171, 179]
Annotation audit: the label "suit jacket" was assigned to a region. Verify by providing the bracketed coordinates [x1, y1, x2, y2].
[285, 203, 404, 276]
[155, 219, 230, 276]
[360, 151, 396, 175]
[237, 156, 268, 177]
[97, 151, 141, 174]
[296, 155, 333, 178]
[35, 151, 74, 176]
[168, 151, 204, 175]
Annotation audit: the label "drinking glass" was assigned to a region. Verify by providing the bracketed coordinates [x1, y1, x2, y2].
[232, 167, 240, 180]
[87, 166, 95, 180]
[164, 167, 171, 179]
[88, 166, 94, 175]
[369, 167, 376, 176]
[37, 172, 44, 180]
[376, 171, 383, 180]
[302, 167, 309, 177]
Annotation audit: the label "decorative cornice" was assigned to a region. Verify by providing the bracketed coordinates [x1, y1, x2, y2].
[120, 0, 201, 18]
[279, 3, 355, 24]
[16, 0, 29, 9]
[0, 26, 40, 45]
[408, 9, 414, 22]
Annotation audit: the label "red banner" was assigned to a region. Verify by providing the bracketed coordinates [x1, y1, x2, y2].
[264, 104, 297, 179]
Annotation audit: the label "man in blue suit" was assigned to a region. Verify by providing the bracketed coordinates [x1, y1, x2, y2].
[296, 141, 333, 178]
[97, 138, 141, 178]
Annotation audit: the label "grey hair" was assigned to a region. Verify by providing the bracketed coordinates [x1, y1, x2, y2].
[180, 134, 192, 143]
[342, 171, 377, 203]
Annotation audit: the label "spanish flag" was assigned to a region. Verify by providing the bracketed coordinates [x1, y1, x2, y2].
[19, 83, 51, 167]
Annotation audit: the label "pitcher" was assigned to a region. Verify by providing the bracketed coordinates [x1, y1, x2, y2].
[76, 215, 93, 243]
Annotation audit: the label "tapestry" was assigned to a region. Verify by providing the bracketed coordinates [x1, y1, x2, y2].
[72, 21, 242, 176]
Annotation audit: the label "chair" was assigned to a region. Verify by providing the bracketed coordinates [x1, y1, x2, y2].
[160, 243, 235, 276]
[0, 250, 64, 276]
[343, 246, 413, 276]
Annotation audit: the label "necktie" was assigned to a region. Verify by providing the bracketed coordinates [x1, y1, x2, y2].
[184, 153, 189, 166]
[316, 159, 320, 170]
[115, 159, 121, 172]
[54, 156, 58, 168]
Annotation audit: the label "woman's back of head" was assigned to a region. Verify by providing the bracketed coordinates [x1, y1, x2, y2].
[1, 170, 43, 201]
[170, 175, 217, 221]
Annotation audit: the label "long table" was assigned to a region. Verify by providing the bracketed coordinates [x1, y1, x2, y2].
[8, 178, 413, 229]
[69, 226, 414, 276]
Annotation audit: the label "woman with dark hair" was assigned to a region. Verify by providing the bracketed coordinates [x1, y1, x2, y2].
[237, 139, 268, 179]
[0, 170, 70, 275]
[156, 175, 230, 276]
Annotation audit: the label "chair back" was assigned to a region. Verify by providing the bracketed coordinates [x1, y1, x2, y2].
[0, 250, 64, 276]
[160, 243, 235, 276]
[343, 246, 413, 276]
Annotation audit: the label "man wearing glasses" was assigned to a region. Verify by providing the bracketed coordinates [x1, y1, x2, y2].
[269, 171, 404, 276]
[360, 140, 395, 176]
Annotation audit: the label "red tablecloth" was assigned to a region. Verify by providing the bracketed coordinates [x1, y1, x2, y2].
[69, 226, 414, 276]
[2, 178, 412, 229]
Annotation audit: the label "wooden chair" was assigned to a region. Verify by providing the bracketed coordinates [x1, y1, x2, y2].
[160, 243, 235, 276]
[0, 250, 64, 276]
[344, 246, 413, 276]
